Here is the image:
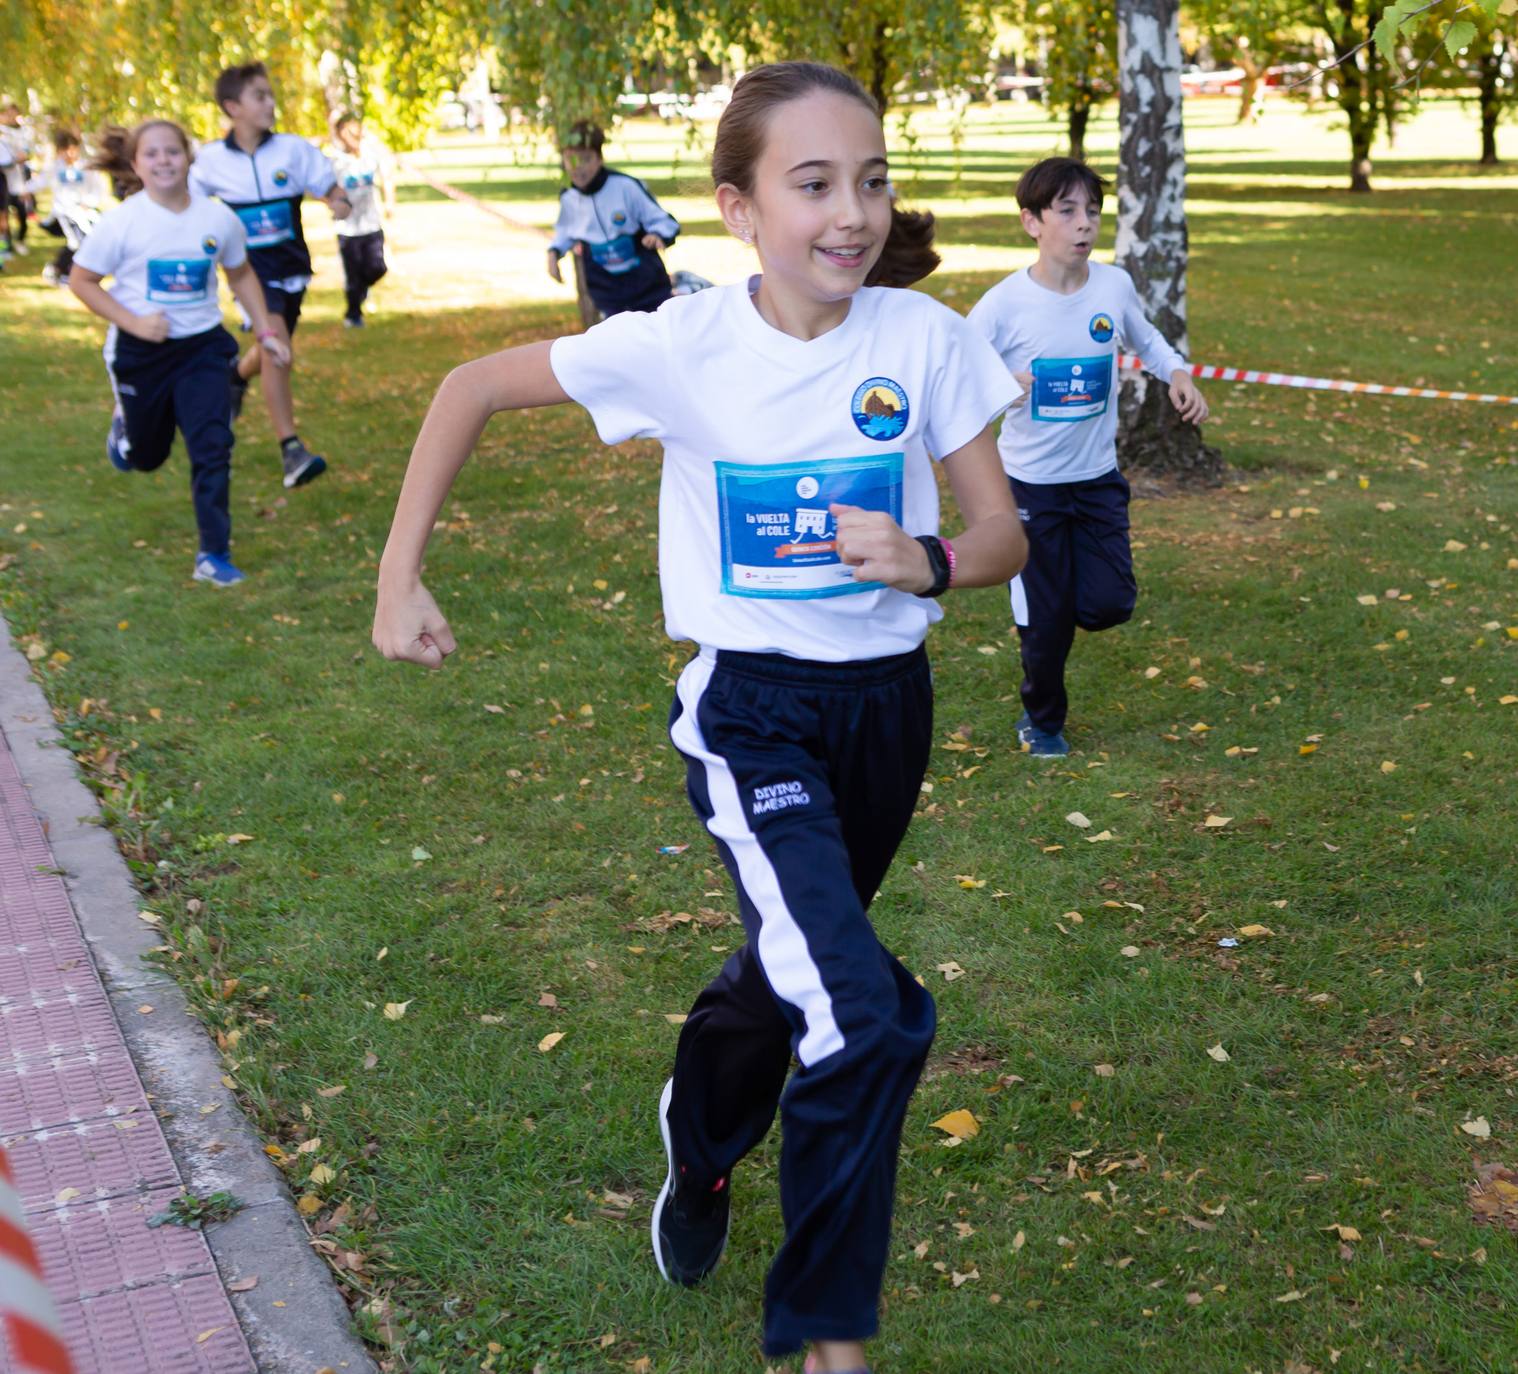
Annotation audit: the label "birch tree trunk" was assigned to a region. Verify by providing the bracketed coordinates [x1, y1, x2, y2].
[1114, 0, 1223, 481]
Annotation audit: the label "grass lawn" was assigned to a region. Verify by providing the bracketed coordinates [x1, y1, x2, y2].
[2, 96, 1517, 1374]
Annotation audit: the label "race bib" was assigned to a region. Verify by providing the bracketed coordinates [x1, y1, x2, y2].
[1031, 354, 1113, 422]
[715, 453, 903, 600]
[343, 170, 375, 189]
[236, 199, 294, 248]
[589, 233, 638, 275]
[145, 257, 212, 305]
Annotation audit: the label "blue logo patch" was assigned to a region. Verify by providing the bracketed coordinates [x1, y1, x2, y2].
[850, 377, 909, 441]
[202, 235, 218, 254]
[611, 210, 627, 225]
[1088, 311, 1115, 343]
[272, 168, 290, 186]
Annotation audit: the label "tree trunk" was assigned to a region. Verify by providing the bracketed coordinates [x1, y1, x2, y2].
[1114, 0, 1223, 483]
[571, 249, 600, 330]
[1332, 1, 1377, 192]
[867, 20, 891, 113]
[1478, 43, 1503, 165]
[1235, 51, 1263, 125]
[1069, 99, 1091, 160]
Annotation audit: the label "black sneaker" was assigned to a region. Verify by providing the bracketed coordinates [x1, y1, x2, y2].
[280, 437, 328, 489]
[651, 1078, 730, 1286]
[229, 364, 249, 421]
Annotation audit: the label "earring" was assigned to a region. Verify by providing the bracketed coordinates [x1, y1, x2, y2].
[739, 230, 752, 245]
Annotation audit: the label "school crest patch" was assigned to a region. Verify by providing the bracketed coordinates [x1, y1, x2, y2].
[851, 378, 909, 441]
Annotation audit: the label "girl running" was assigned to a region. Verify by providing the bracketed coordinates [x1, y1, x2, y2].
[372, 61, 1026, 1371]
[71, 120, 291, 585]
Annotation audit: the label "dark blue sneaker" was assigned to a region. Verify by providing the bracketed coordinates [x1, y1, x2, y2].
[106, 408, 132, 471]
[1017, 712, 1070, 757]
[651, 1078, 730, 1286]
[192, 552, 246, 587]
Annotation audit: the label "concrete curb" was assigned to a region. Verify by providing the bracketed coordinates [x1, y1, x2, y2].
[0, 614, 378, 1374]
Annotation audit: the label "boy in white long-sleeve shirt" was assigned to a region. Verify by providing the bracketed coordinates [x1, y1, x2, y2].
[968, 158, 1208, 756]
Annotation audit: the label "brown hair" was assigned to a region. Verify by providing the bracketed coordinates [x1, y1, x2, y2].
[561, 120, 605, 154]
[711, 61, 939, 289]
[89, 120, 192, 197]
[1015, 157, 1108, 216]
[215, 61, 269, 115]
[53, 128, 80, 152]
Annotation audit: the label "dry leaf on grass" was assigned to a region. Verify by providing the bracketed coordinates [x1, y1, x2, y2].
[1321, 1222, 1362, 1242]
[537, 1031, 565, 1053]
[1203, 814, 1232, 828]
[382, 1001, 411, 1021]
[931, 1109, 981, 1140]
[1461, 1117, 1493, 1139]
[936, 962, 966, 982]
[1206, 1044, 1231, 1063]
[1467, 1162, 1518, 1233]
[1065, 811, 1092, 829]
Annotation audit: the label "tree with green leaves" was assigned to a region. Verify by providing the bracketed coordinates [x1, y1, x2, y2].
[1188, 0, 1316, 122]
[1018, 0, 1119, 158]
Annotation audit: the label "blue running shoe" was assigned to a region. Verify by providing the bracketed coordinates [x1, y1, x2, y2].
[1017, 712, 1070, 756]
[192, 552, 246, 587]
[106, 408, 132, 472]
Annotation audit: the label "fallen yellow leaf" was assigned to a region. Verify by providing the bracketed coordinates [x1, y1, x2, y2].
[1322, 1223, 1362, 1242]
[1086, 830, 1115, 843]
[1238, 924, 1274, 939]
[1206, 1044, 1231, 1063]
[296, 1194, 322, 1216]
[382, 1001, 412, 1020]
[1203, 814, 1232, 828]
[1461, 1117, 1492, 1139]
[309, 1163, 336, 1186]
[538, 1031, 565, 1053]
[930, 1109, 981, 1140]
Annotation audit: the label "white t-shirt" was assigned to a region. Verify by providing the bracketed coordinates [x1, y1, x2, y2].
[967, 260, 1187, 484]
[550, 279, 1020, 662]
[329, 144, 388, 237]
[74, 191, 246, 339]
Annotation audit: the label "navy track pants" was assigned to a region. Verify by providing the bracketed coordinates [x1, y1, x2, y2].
[1009, 468, 1137, 735]
[105, 325, 239, 558]
[666, 645, 936, 1357]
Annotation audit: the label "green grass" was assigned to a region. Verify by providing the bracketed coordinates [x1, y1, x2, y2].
[2, 97, 1517, 1373]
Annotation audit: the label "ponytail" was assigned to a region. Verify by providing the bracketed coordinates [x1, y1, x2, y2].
[90, 125, 138, 197]
[865, 205, 940, 289]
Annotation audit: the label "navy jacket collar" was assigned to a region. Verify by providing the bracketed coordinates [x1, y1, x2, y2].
[224, 127, 276, 154]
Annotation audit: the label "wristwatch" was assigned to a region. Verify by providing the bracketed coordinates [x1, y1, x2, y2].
[912, 535, 952, 598]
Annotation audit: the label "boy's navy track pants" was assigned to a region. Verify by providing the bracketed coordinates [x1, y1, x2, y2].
[105, 325, 239, 558]
[666, 645, 936, 1357]
[1009, 468, 1137, 735]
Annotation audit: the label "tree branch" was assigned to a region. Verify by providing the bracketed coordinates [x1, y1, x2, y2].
[1283, 0, 1467, 90]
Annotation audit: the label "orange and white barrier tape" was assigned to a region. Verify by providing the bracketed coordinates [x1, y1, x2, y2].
[0, 1148, 73, 1374]
[1118, 353, 1518, 406]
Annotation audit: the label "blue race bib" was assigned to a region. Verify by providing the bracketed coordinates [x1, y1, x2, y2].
[589, 233, 638, 275]
[715, 453, 904, 599]
[1031, 355, 1113, 422]
[343, 170, 375, 189]
[145, 257, 212, 305]
[236, 199, 294, 248]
